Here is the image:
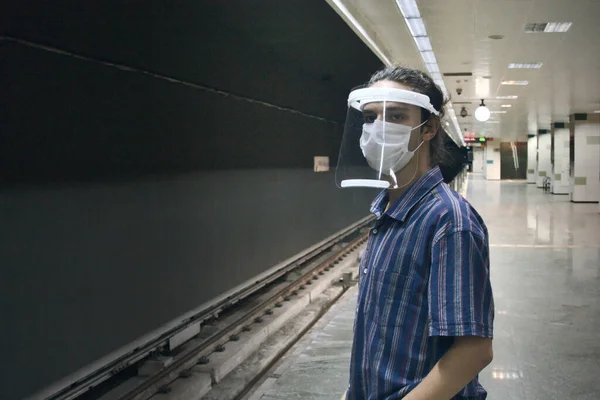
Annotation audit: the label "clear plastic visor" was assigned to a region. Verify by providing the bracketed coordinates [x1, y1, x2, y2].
[335, 88, 438, 189]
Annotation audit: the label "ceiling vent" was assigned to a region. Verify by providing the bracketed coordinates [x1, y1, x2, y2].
[525, 22, 572, 33]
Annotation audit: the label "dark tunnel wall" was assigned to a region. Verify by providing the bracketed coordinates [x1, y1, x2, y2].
[0, 1, 385, 398]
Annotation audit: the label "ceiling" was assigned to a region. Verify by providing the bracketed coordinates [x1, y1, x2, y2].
[327, 0, 600, 141]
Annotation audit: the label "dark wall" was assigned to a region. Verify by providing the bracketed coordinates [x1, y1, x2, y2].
[0, 1, 383, 398]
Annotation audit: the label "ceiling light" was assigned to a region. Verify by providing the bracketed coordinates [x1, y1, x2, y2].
[593, 110, 600, 114]
[501, 104, 512, 108]
[475, 99, 490, 122]
[460, 107, 468, 118]
[525, 22, 572, 33]
[396, 0, 465, 145]
[491, 111, 507, 114]
[509, 63, 543, 69]
[501, 80, 529, 85]
[406, 17, 427, 36]
[421, 51, 437, 64]
[497, 95, 518, 100]
[486, 121, 500, 124]
[415, 36, 433, 51]
[396, 0, 420, 18]
[427, 63, 440, 73]
[488, 34, 504, 40]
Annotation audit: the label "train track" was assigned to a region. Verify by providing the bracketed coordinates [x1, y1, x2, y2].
[41, 217, 373, 400]
[122, 229, 369, 400]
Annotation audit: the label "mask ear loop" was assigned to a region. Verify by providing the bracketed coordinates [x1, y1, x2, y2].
[389, 120, 429, 189]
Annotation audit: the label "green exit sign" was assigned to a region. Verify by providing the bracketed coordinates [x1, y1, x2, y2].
[478, 137, 486, 142]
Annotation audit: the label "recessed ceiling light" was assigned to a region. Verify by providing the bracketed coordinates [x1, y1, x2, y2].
[421, 51, 437, 64]
[406, 18, 427, 36]
[482, 75, 493, 79]
[497, 95, 518, 100]
[509, 63, 543, 69]
[486, 121, 500, 124]
[488, 34, 505, 40]
[396, 0, 420, 18]
[491, 111, 508, 114]
[594, 110, 600, 114]
[415, 36, 433, 51]
[501, 80, 529, 85]
[427, 63, 440, 73]
[525, 22, 572, 33]
[501, 104, 513, 108]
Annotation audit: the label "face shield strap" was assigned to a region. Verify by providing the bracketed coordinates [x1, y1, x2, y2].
[348, 87, 440, 116]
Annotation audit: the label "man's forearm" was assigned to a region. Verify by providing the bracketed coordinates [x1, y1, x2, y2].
[403, 336, 493, 400]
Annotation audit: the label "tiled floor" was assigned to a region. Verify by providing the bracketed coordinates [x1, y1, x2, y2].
[252, 174, 600, 399]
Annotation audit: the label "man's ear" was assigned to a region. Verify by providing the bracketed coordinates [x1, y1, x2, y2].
[421, 118, 439, 142]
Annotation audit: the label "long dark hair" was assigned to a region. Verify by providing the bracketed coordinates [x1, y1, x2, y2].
[367, 66, 465, 183]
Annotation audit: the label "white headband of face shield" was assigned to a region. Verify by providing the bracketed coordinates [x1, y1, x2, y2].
[348, 87, 440, 116]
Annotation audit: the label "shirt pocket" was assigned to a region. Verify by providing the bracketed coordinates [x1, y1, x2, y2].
[373, 269, 427, 328]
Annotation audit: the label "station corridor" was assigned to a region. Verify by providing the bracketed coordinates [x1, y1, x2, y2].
[252, 174, 600, 400]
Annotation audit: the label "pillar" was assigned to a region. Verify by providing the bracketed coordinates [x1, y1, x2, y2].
[570, 113, 600, 203]
[484, 140, 501, 180]
[527, 134, 537, 184]
[551, 122, 570, 195]
[536, 129, 551, 188]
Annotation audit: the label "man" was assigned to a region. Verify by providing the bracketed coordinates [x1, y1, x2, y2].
[336, 66, 494, 399]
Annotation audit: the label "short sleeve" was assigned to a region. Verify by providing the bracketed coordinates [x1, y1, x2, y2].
[428, 230, 494, 338]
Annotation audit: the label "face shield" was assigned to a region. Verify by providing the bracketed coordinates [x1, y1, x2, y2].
[335, 87, 440, 189]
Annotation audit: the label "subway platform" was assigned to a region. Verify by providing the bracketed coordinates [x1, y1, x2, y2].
[246, 174, 600, 400]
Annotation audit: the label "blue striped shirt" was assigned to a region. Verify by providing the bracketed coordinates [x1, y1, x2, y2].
[348, 167, 494, 400]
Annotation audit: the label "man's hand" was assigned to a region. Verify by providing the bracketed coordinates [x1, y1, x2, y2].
[403, 336, 493, 400]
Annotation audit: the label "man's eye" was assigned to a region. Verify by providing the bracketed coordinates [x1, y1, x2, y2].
[389, 114, 406, 122]
[364, 115, 376, 123]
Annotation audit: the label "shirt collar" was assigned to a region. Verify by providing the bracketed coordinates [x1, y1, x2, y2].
[370, 166, 444, 222]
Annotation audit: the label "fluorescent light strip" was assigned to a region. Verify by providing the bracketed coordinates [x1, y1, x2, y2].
[415, 36, 432, 51]
[427, 63, 440, 73]
[509, 63, 543, 69]
[491, 111, 507, 114]
[501, 80, 529, 85]
[497, 95, 518, 100]
[396, 0, 421, 18]
[421, 51, 437, 64]
[329, 0, 392, 66]
[501, 104, 513, 108]
[406, 18, 427, 36]
[396, 0, 464, 145]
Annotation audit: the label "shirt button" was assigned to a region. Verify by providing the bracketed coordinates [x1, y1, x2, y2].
[363, 268, 368, 274]
[372, 229, 378, 235]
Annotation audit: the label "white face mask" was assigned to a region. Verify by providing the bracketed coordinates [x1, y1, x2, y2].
[359, 119, 426, 176]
